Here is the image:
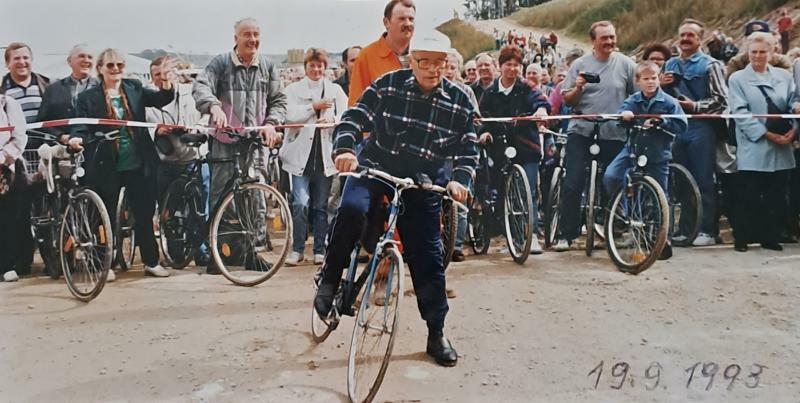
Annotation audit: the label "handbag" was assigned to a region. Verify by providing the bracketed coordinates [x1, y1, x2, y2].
[756, 85, 793, 135]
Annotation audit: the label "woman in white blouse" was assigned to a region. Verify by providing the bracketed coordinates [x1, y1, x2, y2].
[281, 48, 347, 266]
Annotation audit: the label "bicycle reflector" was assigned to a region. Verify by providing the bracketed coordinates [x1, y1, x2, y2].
[504, 146, 517, 159]
[637, 155, 648, 167]
[589, 144, 600, 156]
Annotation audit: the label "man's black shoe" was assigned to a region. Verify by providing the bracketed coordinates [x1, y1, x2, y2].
[657, 243, 672, 260]
[761, 242, 783, 251]
[194, 251, 210, 267]
[451, 250, 465, 262]
[426, 333, 458, 367]
[314, 282, 337, 318]
[206, 261, 222, 275]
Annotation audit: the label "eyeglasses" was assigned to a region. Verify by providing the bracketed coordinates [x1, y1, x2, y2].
[105, 62, 125, 70]
[413, 57, 447, 70]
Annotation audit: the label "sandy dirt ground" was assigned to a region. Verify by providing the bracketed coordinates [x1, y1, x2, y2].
[2, 242, 800, 403]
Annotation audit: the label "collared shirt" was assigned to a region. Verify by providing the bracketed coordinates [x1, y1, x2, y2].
[3, 74, 43, 123]
[347, 34, 402, 106]
[665, 50, 728, 115]
[497, 78, 515, 95]
[67, 75, 96, 104]
[333, 69, 479, 186]
[193, 49, 287, 143]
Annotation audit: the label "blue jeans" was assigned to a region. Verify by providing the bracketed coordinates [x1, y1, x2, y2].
[291, 173, 332, 255]
[321, 175, 448, 333]
[559, 135, 625, 241]
[603, 150, 669, 196]
[672, 127, 716, 234]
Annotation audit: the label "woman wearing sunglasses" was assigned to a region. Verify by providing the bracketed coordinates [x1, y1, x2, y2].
[69, 48, 176, 280]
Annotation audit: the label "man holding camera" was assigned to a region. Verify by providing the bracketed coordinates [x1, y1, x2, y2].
[553, 20, 636, 251]
[662, 19, 728, 247]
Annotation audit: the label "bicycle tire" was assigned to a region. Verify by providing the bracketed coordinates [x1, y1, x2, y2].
[604, 175, 669, 274]
[61, 189, 112, 302]
[668, 163, 702, 247]
[467, 196, 490, 255]
[585, 160, 598, 257]
[440, 198, 457, 270]
[504, 164, 534, 264]
[209, 182, 292, 286]
[114, 187, 136, 271]
[347, 246, 404, 403]
[544, 166, 562, 248]
[158, 178, 200, 269]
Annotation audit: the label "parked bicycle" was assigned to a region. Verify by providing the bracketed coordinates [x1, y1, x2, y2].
[467, 126, 535, 264]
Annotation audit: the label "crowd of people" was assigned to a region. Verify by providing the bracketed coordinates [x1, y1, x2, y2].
[1, 0, 800, 367]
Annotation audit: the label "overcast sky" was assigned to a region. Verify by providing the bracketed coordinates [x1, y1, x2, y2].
[1, 0, 465, 55]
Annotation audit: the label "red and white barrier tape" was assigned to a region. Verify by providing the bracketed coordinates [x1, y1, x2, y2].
[3, 113, 799, 133]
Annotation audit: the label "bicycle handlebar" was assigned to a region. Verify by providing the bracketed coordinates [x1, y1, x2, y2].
[340, 167, 468, 212]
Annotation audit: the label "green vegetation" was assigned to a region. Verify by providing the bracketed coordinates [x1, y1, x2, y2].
[436, 18, 495, 61]
[510, 0, 793, 51]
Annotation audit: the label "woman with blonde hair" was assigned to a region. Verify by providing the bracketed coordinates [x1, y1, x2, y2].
[69, 48, 176, 279]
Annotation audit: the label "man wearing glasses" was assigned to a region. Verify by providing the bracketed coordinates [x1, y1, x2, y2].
[314, 31, 478, 368]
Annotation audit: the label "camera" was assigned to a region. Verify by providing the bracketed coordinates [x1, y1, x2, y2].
[580, 72, 601, 84]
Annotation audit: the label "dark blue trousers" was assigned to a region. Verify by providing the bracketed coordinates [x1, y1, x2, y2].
[322, 175, 448, 333]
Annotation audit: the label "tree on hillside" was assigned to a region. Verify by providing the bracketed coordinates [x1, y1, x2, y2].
[464, 0, 549, 20]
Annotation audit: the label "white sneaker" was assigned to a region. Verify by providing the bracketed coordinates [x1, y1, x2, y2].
[144, 264, 170, 278]
[285, 252, 304, 266]
[106, 269, 116, 282]
[313, 254, 325, 265]
[3, 270, 19, 282]
[530, 235, 543, 255]
[672, 234, 688, 243]
[552, 239, 571, 252]
[692, 233, 716, 247]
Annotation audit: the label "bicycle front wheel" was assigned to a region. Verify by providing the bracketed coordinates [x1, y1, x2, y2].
[440, 198, 457, 270]
[544, 166, 562, 248]
[605, 175, 669, 274]
[61, 189, 113, 302]
[347, 246, 404, 403]
[504, 164, 534, 264]
[159, 178, 201, 269]
[668, 163, 702, 246]
[209, 183, 292, 286]
[114, 187, 136, 271]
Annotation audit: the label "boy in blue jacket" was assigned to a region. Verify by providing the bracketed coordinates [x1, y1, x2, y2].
[603, 61, 688, 259]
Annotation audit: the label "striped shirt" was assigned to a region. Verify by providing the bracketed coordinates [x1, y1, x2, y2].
[3, 75, 43, 123]
[333, 69, 479, 186]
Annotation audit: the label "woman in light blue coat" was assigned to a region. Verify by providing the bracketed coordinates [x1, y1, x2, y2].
[728, 32, 800, 252]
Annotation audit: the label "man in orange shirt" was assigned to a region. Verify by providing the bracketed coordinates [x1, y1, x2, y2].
[347, 0, 416, 106]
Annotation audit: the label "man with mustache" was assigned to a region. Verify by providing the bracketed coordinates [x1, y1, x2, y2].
[347, 0, 416, 106]
[193, 17, 287, 274]
[553, 20, 636, 252]
[662, 18, 728, 247]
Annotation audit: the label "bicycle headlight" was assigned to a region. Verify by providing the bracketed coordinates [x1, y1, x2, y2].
[589, 144, 600, 156]
[504, 146, 517, 159]
[75, 167, 85, 178]
[637, 155, 648, 167]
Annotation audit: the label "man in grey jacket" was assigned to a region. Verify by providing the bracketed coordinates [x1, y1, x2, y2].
[192, 17, 286, 273]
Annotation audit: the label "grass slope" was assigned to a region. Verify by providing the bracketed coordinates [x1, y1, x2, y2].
[437, 18, 496, 61]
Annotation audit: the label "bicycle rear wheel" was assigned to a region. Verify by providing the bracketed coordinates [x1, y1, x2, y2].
[504, 164, 534, 264]
[605, 175, 669, 275]
[668, 163, 702, 246]
[585, 160, 598, 256]
[544, 166, 562, 248]
[347, 247, 404, 403]
[61, 189, 112, 302]
[114, 187, 136, 271]
[159, 178, 201, 269]
[440, 199, 457, 270]
[209, 183, 292, 286]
